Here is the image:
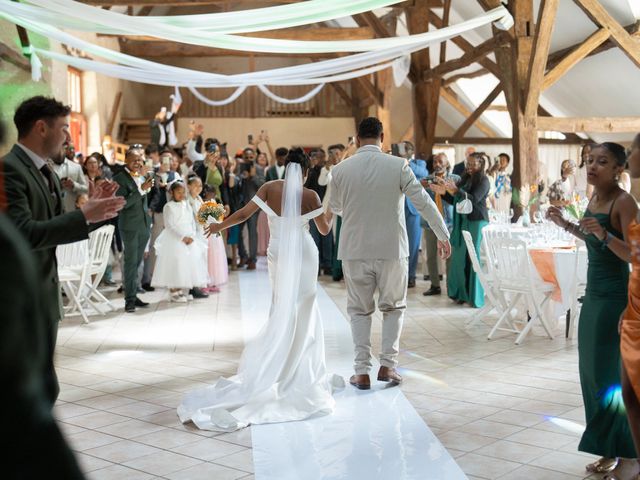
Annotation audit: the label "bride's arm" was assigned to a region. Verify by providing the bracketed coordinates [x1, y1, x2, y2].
[207, 184, 266, 236]
[311, 192, 333, 236]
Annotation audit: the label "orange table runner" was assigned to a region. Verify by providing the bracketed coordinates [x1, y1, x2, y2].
[529, 249, 562, 302]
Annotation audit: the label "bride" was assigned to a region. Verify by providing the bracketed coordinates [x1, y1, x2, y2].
[177, 148, 341, 432]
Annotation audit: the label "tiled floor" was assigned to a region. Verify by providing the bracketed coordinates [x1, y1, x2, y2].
[55, 265, 608, 480]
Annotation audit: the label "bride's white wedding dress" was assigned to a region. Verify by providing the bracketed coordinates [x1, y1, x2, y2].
[177, 163, 341, 432]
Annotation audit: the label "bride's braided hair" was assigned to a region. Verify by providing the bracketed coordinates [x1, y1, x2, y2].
[285, 147, 310, 175]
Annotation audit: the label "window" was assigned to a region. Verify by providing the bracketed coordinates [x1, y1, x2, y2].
[67, 67, 86, 154]
[67, 67, 82, 113]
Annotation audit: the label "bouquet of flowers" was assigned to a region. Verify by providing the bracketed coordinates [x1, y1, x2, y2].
[564, 193, 589, 221]
[197, 200, 225, 227]
[512, 184, 540, 208]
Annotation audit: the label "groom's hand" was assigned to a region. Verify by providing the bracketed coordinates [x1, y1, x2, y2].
[437, 240, 451, 260]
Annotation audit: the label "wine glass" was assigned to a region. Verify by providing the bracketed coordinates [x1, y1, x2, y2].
[534, 211, 544, 224]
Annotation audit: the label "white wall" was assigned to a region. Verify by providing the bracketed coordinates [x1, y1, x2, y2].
[176, 117, 357, 154]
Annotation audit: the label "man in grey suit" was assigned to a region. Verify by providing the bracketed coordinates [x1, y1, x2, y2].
[328, 117, 451, 390]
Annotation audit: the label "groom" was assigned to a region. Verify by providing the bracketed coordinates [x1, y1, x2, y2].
[328, 117, 451, 390]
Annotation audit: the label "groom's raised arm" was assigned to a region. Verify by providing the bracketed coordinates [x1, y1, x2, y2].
[400, 162, 449, 242]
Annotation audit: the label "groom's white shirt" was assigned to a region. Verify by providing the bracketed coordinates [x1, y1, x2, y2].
[328, 144, 449, 261]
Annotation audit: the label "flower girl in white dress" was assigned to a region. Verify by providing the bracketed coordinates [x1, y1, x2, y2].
[152, 181, 209, 302]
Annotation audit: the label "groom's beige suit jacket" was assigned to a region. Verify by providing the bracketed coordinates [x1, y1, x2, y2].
[328, 144, 449, 261]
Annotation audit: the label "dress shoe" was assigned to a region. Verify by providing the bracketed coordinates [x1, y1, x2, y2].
[423, 274, 430, 281]
[377, 366, 402, 385]
[189, 288, 209, 299]
[137, 287, 145, 294]
[134, 297, 149, 308]
[125, 300, 136, 313]
[323, 268, 333, 276]
[247, 262, 257, 270]
[423, 286, 442, 296]
[332, 275, 343, 282]
[117, 286, 124, 294]
[407, 278, 416, 288]
[142, 283, 155, 292]
[349, 374, 371, 390]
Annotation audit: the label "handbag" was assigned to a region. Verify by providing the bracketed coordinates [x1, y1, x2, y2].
[456, 191, 473, 215]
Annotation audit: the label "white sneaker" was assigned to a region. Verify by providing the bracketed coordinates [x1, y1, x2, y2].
[170, 292, 187, 303]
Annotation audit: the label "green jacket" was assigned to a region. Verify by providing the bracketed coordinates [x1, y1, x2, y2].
[2, 144, 89, 326]
[113, 170, 152, 232]
[0, 214, 85, 479]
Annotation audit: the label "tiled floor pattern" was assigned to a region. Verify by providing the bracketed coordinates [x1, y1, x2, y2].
[55, 265, 609, 480]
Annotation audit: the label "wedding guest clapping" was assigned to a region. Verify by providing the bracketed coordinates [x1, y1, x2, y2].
[3, 95, 125, 404]
[52, 141, 89, 213]
[437, 152, 490, 307]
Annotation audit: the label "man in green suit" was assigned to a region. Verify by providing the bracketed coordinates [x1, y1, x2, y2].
[265, 147, 288, 181]
[3, 96, 125, 405]
[113, 146, 154, 313]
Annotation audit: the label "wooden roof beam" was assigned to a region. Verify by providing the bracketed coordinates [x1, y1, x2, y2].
[0, 41, 30, 71]
[573, 0, 640, 68]
[452, 82, 502, 139]
[443, 67, 490, 86]
[428, 11, 502, 80]
[440, 87, 499, 138]
[537, 116, 640, 133]
[435, 136, 582, 145]
[524, 0, 559, 120]
[106, 26, 374, 42]
[119, 39, 341, 58]
[542, 28, 610, 91]
[546, 22, 640, 70]
[422, 32, 510, 81]
[82, 0, 298, 5]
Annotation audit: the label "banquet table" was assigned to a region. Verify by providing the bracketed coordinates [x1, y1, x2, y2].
[483, 223, 588, 323]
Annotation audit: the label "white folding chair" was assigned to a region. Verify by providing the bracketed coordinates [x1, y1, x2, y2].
[567, 239, 588, 339]
[482, 226, 511, 274]
[463, 230, 514, 327]
[57, 240, 92, 324]
[85, 225, 116, 313]
[489, 238, 556, 344]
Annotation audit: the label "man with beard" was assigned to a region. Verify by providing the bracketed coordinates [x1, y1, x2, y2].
[2, 96, 125, 404]
[52, 141, 88, 212]
[421, 153, 459, 296]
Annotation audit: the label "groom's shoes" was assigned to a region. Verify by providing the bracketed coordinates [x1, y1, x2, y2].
[349, 374, 371, 390]
[377, 366, 403, 386]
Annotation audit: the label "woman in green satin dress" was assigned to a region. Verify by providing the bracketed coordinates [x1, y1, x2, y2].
[436, 152, 490, 308]
[547, 143, 639, 479]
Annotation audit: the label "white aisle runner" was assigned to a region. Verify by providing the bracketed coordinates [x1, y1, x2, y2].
[239, 263, 467, 480]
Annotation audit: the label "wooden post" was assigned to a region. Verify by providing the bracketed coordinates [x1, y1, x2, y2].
[350, 79, 371, 134]
[376, 69, 392, 151]
[406, 1, 440, 160]
[105, 91, 123, 138]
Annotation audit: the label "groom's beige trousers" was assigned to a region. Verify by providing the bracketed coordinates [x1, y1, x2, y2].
[342, 258, 408, 375]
